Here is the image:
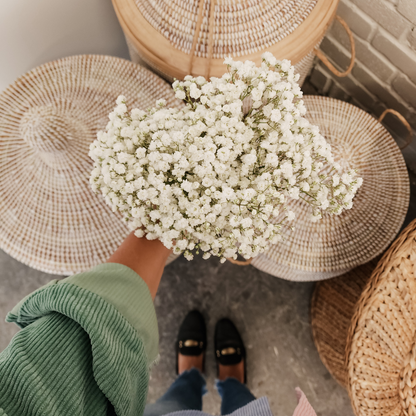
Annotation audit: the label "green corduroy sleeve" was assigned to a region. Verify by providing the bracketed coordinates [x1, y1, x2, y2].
[62, 263, 159, 366]
[0, 263, 159, 416]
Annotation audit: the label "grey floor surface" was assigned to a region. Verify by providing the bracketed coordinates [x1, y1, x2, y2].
[1, 169, 415, 416]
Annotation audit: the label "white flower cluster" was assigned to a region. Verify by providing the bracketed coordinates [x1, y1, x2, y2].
[90, 53, 362, 262]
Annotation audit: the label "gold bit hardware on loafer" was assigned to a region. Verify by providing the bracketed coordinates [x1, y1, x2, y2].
[220, 347, 238, 355]
[180, 340, 201, 348]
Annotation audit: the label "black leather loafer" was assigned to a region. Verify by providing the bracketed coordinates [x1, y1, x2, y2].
[176, 310, 207, 374]
[214, 318, 247, 383]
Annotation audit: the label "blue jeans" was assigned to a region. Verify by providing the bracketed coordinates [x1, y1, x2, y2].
[144, 368, 256, 416]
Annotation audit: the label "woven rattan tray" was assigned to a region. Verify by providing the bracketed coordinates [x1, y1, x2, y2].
[0, 55, 180, 275]
[312, 219, 416, 415]
[250, 96, 410, 281]
[311, 259, 379, 387]
[347, 218, 416, 416]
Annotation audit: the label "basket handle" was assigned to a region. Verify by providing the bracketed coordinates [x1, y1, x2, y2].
[314, 15, 355, 77]
[227, 257, 253, 266]
[378, 109, 413, 150]
[206, 0, 216, 80]
[188, 0, 205, 75]
[188, 0, 216, 80]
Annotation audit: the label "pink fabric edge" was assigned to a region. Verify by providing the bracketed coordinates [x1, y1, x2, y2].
[292, 388, 317, 416]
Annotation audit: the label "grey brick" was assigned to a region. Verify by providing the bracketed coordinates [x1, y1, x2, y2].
[372, 100, 415, 149]
[352, 63, 412, 115]
[343, 80, 377, 110]
[372, 31, 416, 84]
[309, 66, 332, 94]
[380, 111, 415, 149]
[301, 79, 319, 96]
[408, 27, 416, 51]
[316, 62, 378, 110]
[350, 97, 368, 111]
[319, 36, 352, 73]
[380, 112, 408, 137]
[392, 74, 416, 108]
[329, 30, 396, 82]
[334, 1, 375, 40]
[328, 19, 355, 47]
[410, 111, 416, 131]
[372, 102, 388, 118]
[398, 0, 416, 25]
[401, 140, 416, 174]
[354, 38, 397, 82]
[328, 82, 351, 101]
[352, 0, 412, 37]
[410, 110, 416, 130]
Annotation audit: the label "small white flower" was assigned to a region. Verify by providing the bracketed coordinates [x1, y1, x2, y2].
[242, 154, 257, 165]
[114, 164, 126, 175]
[241, 217, 253, 228]
[190, 84, 202, 99]
[289, 187, 300, 199]
[175, 90, 186, 100]
[270, 109, 281, 122]
[287, 211, 295, 221]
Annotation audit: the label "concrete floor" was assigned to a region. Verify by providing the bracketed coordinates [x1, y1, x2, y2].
[0, 248, 352, 416]
[1, 173, 415, 416]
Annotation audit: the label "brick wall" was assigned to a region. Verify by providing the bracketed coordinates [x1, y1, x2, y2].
[304, 0, 416, 171]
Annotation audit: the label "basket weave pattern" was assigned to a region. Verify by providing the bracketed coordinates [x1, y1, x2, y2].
[251, 96, 409, 281]
[295, 46, 322, 86]
[311, 259, 378, 387]
[346, 219, 416, 416]
[126, 32, 322, 87]
[135, 0, 317, 58]
[114, 0, 339, 83]
[0, 55, 180, 274]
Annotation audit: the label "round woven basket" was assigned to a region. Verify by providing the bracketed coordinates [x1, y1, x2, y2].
[311, 219, 416, 415]
[0, 55, 180, 275]
[347, 218, 416, 416]
[250, 96, 410, 282]
[311, 258, 379, 387]
[112, 0, 355, 85]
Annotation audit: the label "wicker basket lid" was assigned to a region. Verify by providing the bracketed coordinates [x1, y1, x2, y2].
[0, 55, 180, 275]
[136, 0, 318, 57]
[347, 218, 416, 416]
[251, 96, 410, 282]
[311, 259, 379, 387]
[113, 0, 339, 79]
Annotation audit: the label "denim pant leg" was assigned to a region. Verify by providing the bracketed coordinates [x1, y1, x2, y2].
[143, 368, 206, 416]
[216, 377, 256, 415]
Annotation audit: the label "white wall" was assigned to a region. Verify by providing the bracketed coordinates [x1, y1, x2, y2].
[0, 0, 130, 91]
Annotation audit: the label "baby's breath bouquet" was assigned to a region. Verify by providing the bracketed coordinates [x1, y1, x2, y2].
[89, 53, 362, 262]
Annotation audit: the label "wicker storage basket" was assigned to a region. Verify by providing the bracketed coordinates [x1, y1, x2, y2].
[347, 218, 416, 416]
[311, 218, 416, 416]
[112, 0, 355, 86]
[249, 96, 410, 282]
[311, 259, 379, 387]
[0, 55, 180, 275]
